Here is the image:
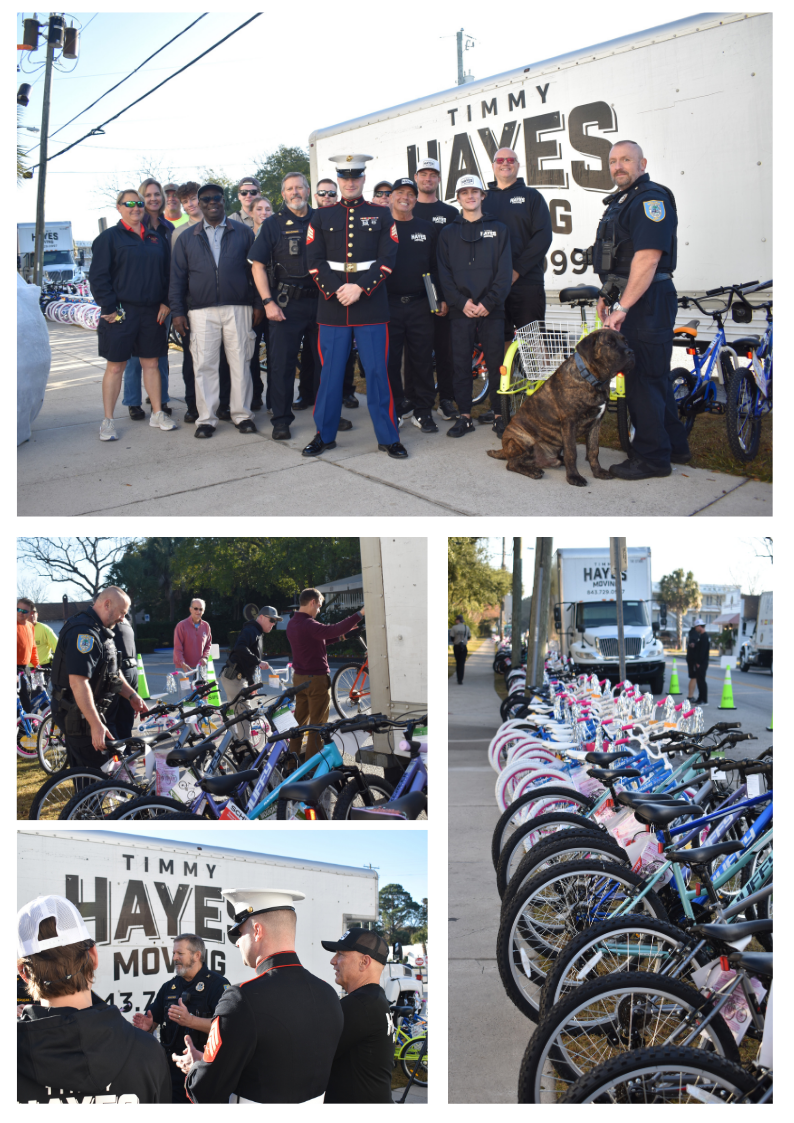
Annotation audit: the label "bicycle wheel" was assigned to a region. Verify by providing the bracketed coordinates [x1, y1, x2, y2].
[491, 786, 596, 870]
[59, 779, 144, 820]
[29, 768, 108, 821]
[671, 368, 698, 435]
[501, 829, 630, 916]
[17, 716, 42, 760]
[400, 1036, 428, 1086]
[331, 662, 371, 719]
[499, 346, 530, 429]
[332, 777, 395, 819]
[726, 367, 763, 462]
[107, 795, 202, 820]
[37, 713, 67, 773]
[496, 811, 599, 898]
[276, 775, 348, 821]
[496, 860, 668, 1021]
[519, 972, 740, 1103]
[558, 1044, 756, 1104]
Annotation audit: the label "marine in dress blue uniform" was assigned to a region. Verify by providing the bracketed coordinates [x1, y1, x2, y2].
[592, 143, 690, 478]
[304, 154, 407, 459]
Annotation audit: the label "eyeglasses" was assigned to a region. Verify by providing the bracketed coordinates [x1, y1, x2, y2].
[239, 189, 258, 196]
[17, 607, 30, 613]
[374, 190, 392, 198]
[316, 190, 337, 197]
[199, 194, 224, 204]
[494, 157, 517, 166]
[120, 200, 144, 208]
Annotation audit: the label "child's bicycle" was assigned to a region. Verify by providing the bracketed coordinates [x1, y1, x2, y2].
[724, 280, 772, 462]
[392, 1004, 428, 1088]
[331, 635, 370, 719]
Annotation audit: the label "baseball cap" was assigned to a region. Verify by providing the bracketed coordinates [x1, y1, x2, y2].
[415, 158, 440, 173]
[456, 174, 485, 193]
[198, 182, 225, 198]
[373, 179, 393, 192]
[223, 888, 304, 942]
[18, 895, 92, 957]
[239, 176, 261, 189]
[693, 618, 706, 626]
[391, 177, 418, 196]
[163, 182, 179, 193]
[321, 927, 389, 964]
[258, 605, 283, 622]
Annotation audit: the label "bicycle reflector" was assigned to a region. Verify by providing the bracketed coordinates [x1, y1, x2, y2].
[720, 956, 731, 971]
[304, 808, 318, 820]
[731, 301, 753, 324]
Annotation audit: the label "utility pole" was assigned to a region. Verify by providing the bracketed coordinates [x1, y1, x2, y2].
[456, 28, 475, 85]
[33, 19, 58, 288]
[499, 537, 506, 639]
[526, 538, 553, 687]
[610, 537, 628, 685]
[511, 538, 522, 671]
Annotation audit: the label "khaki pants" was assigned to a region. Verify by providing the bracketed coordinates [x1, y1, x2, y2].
[188, 305, 254, 426]
[289, 673, 331, 760]
[222, 672, 254, 743]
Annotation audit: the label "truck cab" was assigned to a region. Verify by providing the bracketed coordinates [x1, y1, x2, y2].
[380, 961, 424, 1011]
[565, 598, 665, 693]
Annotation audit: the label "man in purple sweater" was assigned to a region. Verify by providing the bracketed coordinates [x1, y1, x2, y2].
[174, 599, 212, 672]
[285, 588, 365, 760]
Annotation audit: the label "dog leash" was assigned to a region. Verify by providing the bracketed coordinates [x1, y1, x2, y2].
[573, 351, 606, 390]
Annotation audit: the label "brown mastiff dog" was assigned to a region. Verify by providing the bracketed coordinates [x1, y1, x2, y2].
[487, 329, 634, 486]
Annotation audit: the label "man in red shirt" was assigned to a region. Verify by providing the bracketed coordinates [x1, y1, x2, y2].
[285, 588, 364, 759]
[17, 597, 39, 715]
[173, 599, 212, 672]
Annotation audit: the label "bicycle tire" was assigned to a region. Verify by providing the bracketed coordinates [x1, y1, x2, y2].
[17, 716, 42, 760]
[400, 1035, 428, 1086]
[496, 860, 668, 1021]
[59, 779, 144, 820]
[539, 913, 716, 1023]
[496, 811, 600, 897]
[519, 971, 740, 1103]
[29, 768, 108, 820]
[557, 1044, 756, 1104]
[107, 794, 203, 820]
[501, 829, 630, 915]
[332, 777, 395, 820]
[37, 713, 67, 773]
[616, 398, 635, 454]
[726, 367, 762, 462]
[491, 786, 596, 870]
[671, 368, 698, 435]
[331, 662, 371, 719]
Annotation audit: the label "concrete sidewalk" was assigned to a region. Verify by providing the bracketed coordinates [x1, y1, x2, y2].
[449, 642, 529, 1103]
[18, 321, 771, 516]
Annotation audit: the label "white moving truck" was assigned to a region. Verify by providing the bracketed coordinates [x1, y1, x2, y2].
[16, 831, 422, 1014]
[310, 13, 771, 299]
[18, 221, 83, 284]
[551, 547, 666, 692]
[738, 590, 772, 673]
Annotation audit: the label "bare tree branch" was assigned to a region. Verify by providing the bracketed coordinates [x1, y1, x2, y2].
[16, 576, 50, 604]
[17, 538, 132, 599]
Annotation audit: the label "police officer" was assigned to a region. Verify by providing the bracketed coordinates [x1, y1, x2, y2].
[50, 586, 148, 769]
[132, 934, 229, 1104]
[304, 154, 407, 460]
[175, 889, 343, 1103]
[221, 606, 281, 743]
[248, 173, 341, 442]
[104, 612, 138, 741]
[590, 139, 690, 479]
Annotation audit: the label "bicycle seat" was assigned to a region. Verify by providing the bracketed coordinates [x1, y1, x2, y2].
[166, 743, 206, 766]
[277, 771, 346, 804]
[348, 791, 427, 820]
[200, 770, 259, 795]
[727, 950, 773, 978]
[617, 790, 686, 809]
[587, 767, 643, 783]
[633, 801, 702, 827]
[559, 284, 600, 304]
[666, 839, 744, 865]
[691, 919, 773, 943]
[674, 320, 699, 336]
[584, 751, 633, 765]
[731, 335, 762, 352]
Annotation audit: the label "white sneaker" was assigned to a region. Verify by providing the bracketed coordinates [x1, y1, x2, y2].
[99, 417, 118, 441]
[150, 410, 178, 431]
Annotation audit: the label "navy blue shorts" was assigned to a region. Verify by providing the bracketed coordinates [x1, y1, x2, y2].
[97, 302, 167, 362]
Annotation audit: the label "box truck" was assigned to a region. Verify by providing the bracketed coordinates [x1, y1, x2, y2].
[309, 13, 771, 301]
[17, 831, 421, 1014]
[551, 547, 666, 692]
[737, 590, 772, 673]
[17, 221, 83, 284]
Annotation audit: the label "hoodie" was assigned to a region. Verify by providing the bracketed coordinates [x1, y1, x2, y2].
[483, 177, 552, 284]
[18, 995, 171, 1104]
[436, 213, 512, 318]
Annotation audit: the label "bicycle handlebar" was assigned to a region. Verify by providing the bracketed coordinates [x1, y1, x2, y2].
[703, 280, 758, 298]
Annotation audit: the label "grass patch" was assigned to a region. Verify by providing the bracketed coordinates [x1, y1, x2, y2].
[18, 757, 46, 819]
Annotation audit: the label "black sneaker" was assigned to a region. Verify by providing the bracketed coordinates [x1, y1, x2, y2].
[194, 424, 214, 439]
[216, 406, 232, 421]
[437, 399, 460, 420]
[398, 399, 415, 418]
[293, 396, 311, 411]
[671, 450, 693, 464]
[492, 417, 505, 437]
[343, 395, 359, 408]
[610, 457, 672, 480]
[338, 417, 353, 431]
[250, 397, 263, 412]
[477, 409, 495, 424]
[447, 416, 475, 438]
[302, 432, 336, 457]
[128, 405, 145, 421]
[236, 418, 257, 434]
[411, 413, 438, 434]
[161, 404, 172, 416]
[272, 424, 291, 440]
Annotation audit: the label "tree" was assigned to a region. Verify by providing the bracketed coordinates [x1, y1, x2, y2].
[658, 568, 701, 649]
[253, 145, 310, 211]
[96, 155, 176, 209]
[448, 537, 512, 623]
[16, 576, 50, 604]
[378, 883, 422, 949]
[109, 538, 182, 623]
[18, 538, 132, 600]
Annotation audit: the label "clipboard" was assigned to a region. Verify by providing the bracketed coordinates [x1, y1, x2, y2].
[423, 273, 440, 313]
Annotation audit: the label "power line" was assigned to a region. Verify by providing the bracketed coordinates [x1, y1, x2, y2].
[48, 14, 207, 140]
[30, 13, 261, 172]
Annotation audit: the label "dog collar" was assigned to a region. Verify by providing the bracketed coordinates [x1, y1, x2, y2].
[574, 351, 606, 390]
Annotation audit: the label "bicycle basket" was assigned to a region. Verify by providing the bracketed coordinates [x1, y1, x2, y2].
[515, 318, 586, 380]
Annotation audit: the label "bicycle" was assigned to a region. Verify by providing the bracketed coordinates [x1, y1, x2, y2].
[17, 668, 52, 761]
[724, 280, 772, 462]
[393, 1004, 428, 1089]
[331, 635, 371, 719]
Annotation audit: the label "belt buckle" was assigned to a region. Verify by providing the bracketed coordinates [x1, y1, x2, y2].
[401, 295, 411, 304]
[344, 263, 357, 274]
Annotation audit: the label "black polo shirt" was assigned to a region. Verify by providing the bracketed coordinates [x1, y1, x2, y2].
[324, 984, 394, 1104]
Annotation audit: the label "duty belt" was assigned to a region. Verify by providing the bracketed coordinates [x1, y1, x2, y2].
[393, 292, 426, 304]
[326, 260, 375, 272]
[276, 282, 315, 300]
[603, 272, 673, 286]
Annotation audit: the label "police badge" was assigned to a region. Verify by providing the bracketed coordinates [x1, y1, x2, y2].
[643, 200, 665, 222]
[196, 982, 205, 991]
[618, 194, 628, 203]
[76, 634, 94, 654]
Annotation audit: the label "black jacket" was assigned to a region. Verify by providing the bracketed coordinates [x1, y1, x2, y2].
[18, 996, 172, 1103]
[229, 619, 267, 681]
[689, 631, 710, 666]
[88, 221, 170, 316]
[483, 177, 552, 284]
[436, 213, 512, 318]
[168, 218, 263, 317]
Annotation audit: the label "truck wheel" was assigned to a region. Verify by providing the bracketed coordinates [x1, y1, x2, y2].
[739, 658, 749, 672]
[649, 670, 665, 695]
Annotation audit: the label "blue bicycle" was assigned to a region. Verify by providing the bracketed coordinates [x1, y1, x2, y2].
[725, 280, 772, 462]
[17, 668, 52, 762]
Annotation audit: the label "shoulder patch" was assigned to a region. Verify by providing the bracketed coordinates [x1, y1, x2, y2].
[76, 634, 95, 654]
[390, 223, 399, 243]
[643, 200, 665, 222]
[306, 224, 315, 244]
[203, 1017, 222, 1062]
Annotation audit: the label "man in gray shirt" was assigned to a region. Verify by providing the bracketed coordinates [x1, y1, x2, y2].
[449, 615, 471, 684]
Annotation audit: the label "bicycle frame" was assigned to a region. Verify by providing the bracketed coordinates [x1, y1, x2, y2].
[499, 307, 604, 401]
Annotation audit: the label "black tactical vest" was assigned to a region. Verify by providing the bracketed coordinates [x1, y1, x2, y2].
[593, 177, 677, 278]
[51, 608, 121, 711]
[271, 208, 312, 281]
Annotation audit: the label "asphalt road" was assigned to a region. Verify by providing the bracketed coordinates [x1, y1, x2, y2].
[660, 652, 772, 755]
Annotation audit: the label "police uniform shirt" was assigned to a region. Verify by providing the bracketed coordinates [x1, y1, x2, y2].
[248, 207, 315, 286]
[51, 607, 120, 705]
[186, 952, 344, 1104]
[413, 198, 458, 228]
[324, 984, 395, 1104]
[306, 199, 399, 326]
[112, 618, 137, 676]
[149, 965, 229, 1083]
[385, 217, 439, 298]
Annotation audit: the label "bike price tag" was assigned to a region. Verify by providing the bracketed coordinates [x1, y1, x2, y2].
[268, 675, 281, 689]
[219, 802, 247, 821]
[170, 773, 202, 805]
[746, 772, 763, 797]
[272, 704, 298, 734]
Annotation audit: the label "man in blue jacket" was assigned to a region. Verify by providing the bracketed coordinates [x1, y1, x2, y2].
[169, 183, 264, 438]
[436, 175, 512, 438]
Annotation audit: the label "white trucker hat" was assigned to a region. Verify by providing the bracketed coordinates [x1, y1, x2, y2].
[415, 158, 441, 173]
[455, 174, 485, 193]
[18, 894, 92, 957]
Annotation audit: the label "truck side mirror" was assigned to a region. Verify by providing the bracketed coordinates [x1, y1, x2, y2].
[553, 605, 561, 630]
[652, 622, 659, 635]
[79, 251, 85, 265]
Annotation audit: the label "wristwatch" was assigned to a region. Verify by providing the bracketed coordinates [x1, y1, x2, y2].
[262, 297, 273, 306]
[612, 301, 629, 314]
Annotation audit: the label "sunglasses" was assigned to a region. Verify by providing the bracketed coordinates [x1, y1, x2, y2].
[494, 157, 517, 165]
[239, 189, 258, 196]
[316, 190, 337, 197]
[374, 190, 392, 198]
[120, 200, 144, 208]
[17, 607, 30, 613]
[199, 194, 224, 204]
